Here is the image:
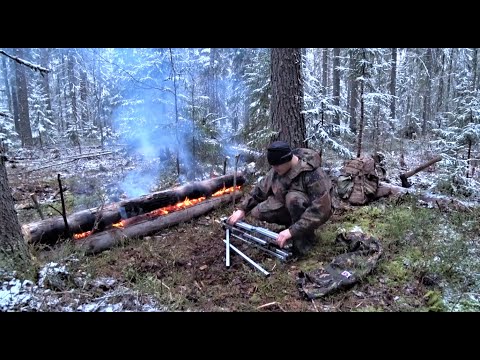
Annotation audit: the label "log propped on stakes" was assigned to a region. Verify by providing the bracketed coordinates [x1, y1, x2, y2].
[22, 172, 246, 246]
[77, 192, 242, 255]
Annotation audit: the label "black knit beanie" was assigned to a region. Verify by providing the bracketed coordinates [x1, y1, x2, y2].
[267, 141, 293, 165]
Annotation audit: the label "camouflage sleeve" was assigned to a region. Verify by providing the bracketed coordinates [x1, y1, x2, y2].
[289, 169, 333, 237]
[237, 171, 273, 214]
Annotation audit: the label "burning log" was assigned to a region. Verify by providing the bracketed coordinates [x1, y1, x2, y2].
[77, 192, 242, 255]
[22, 173, 245, 245]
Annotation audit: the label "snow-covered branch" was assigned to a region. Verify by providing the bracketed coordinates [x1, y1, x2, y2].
[0, 50, 50, 74]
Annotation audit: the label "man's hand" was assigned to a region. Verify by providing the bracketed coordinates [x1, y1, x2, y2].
[276, 229, 292, 248]
[227, 209, 245, 225]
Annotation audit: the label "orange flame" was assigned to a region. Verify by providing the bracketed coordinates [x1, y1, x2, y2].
[73, 185, 241, 240]
[73, 230, 93, 240]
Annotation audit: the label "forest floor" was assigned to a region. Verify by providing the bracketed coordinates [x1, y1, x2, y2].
[2, 143, 480, 312]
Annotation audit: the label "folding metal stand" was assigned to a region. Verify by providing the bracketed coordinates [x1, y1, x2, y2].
[221, 217, 292, 277]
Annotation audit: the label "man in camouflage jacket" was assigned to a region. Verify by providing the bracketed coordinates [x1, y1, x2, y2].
[228, 141, 333, 257]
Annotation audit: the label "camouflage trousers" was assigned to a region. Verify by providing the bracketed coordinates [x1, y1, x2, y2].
[250, 191, 316, 256]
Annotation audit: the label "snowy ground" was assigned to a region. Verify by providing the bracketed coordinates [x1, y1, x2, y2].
[0, 258, 168, 312]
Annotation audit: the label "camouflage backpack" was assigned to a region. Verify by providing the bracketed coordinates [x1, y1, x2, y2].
[336, 156, 384, 205]
[292, 148, 322, 169]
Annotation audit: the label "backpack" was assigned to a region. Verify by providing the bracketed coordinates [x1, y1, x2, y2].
[292, 148, 322, 169]
[336, 156, 384, 205]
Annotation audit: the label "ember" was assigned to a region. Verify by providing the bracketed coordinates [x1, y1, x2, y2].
[73, 185, 240, 240]
[22, 172, 246, 246]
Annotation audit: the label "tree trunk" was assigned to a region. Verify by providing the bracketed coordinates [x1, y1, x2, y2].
[322, 48, 328, 95]
[22, 173, 246, 245]
[421, 48, 432, 136]
[467, 139, 472, 178]
[389, 48, 397, 129]
[169, 49, 182, 180]
[67, 50, 80, 150]
[356, 52, 366, 158]
[11, 73, 20, 134]
[473, 48, 478, 92]
[14, 48, 33, 147]
[270, 48, 307, 148]
[56, 57, 65, 132]
[332, 48, 341, 126]
[0, 146, 29, 259]
[77, 192, 242, 255]
[1, 55, 12, 115]
[39, 48, 53, 118]
[349, 54, 358, 133]
[80, 67, 88, 131]
[437, 50, 445, 114]
[445, 48, 455, 113]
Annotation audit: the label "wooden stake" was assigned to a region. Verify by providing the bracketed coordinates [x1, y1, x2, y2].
[57, 174, 70, 239]
[232, 154, 240, 211]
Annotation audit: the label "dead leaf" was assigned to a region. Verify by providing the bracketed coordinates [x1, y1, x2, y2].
[199, 265, 208, 270]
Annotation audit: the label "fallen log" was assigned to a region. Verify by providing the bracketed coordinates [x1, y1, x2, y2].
[27, 151, 114, 172]
[22, 172, 245, 246]
[399, 155, 442, 188]
[374, 182, 474, 211]
[77, 192, 241, 255]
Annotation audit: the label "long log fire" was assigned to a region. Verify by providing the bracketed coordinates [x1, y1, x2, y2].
[77, 192, 242, 255]
[22, 173, 245, 246]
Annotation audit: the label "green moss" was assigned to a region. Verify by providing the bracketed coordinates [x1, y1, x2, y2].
[381, 259, 409, 285]
[424, 290, 445, 312]
[376, 208, 416, 240]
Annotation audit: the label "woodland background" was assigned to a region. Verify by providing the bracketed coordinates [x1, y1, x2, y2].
[2, 48, 479, 174]
[1, 48, 479, 312]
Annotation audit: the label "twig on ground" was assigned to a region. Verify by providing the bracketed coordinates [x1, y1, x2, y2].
[256, 301, 285, 312]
